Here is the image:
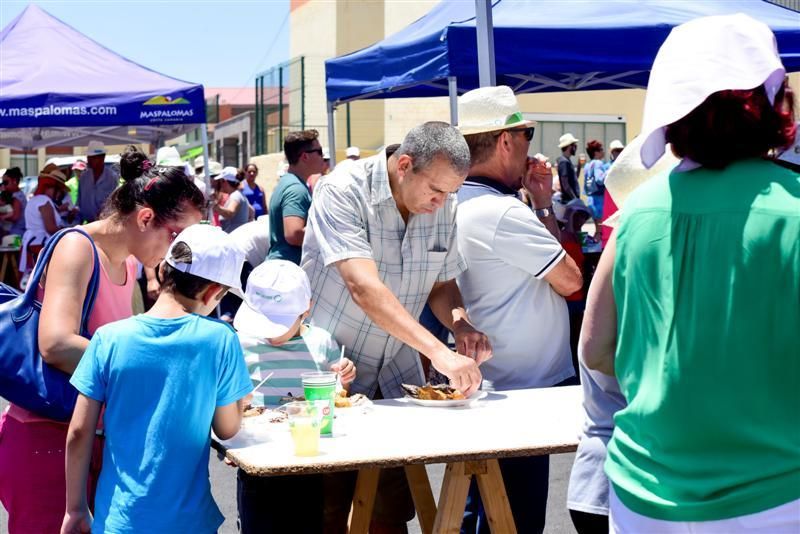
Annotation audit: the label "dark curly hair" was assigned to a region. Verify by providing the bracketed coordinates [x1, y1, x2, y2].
[101, 145, 205, 223]
[666, 79, 796, 169]
[586, 140, 604, 159]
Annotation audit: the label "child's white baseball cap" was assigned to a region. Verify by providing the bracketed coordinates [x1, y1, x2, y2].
[234, 260, 312, 339]
[165, 224, 245, 295]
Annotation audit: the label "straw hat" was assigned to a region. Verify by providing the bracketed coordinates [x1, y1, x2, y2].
[86, 140, 106, 157]
[558, 133, 580, 149]
[38, 163, 68, 188]
[639, 14, 785, 169]
[458, 86, 535, 136]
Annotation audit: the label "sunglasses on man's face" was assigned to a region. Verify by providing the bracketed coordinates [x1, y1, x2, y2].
[303, 148, 324, 157]
[506, 127, 535, 142]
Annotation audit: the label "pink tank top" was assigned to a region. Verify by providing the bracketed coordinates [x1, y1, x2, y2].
[8, 252, 137, 424]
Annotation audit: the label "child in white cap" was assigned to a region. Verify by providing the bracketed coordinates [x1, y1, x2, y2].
[233, 259, 355, 533]
[63, 224, 252, 534]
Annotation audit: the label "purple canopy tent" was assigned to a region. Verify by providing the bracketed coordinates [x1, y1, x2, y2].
[0, 4, 210, 180]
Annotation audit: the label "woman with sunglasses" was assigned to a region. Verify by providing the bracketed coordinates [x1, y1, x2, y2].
[0, 145, 204, 534]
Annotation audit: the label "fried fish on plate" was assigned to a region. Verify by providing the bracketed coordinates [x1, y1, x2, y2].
[401, 383, 465, 401]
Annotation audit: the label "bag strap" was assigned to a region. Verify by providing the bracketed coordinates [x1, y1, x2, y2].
[22, 228, 101, 335]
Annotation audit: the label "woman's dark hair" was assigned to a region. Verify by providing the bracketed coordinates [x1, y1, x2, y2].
[236, 168, 246, 182]
[158, 241, 228, 300]
[3, 167, 22, 182]
[246, 163, 259, 173]
[666, 79, 796, 169]
[102, 145, 205, 222]
[586, 140, 604, 159]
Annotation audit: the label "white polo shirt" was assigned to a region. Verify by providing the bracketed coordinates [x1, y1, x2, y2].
[456, 178, 575, 391]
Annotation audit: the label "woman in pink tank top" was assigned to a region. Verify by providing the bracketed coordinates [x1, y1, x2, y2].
[0, 146, 205, 533]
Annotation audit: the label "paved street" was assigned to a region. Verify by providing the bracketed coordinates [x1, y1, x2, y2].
[1, 398, 577, 533]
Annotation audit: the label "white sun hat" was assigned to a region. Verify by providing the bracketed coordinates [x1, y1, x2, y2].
[156, 146, 183, 167]
[86, 140, 106, 156]
[346, 146, 360, 158]
[609, 139, 625, 152]
[458, 85, 535, 136]
[165, 224, 245, 295]
[639, 13, 786, 169]
[208, 161, 223, 177]
[193, 155, 205, 170]
[234, 260, 312, 339]
[558, 133, 580, 149]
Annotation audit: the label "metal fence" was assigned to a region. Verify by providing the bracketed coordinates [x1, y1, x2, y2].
[254, 56, 305, 155]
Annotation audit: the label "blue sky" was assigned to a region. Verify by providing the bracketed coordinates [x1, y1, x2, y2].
[0, 1, 290, 88]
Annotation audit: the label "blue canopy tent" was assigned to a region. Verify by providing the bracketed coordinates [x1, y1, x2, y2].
[324, 0, 800, 159]
[0, 4, 208, 168]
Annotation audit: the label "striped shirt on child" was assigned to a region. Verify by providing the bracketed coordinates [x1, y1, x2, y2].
[239, 324, 340, 406]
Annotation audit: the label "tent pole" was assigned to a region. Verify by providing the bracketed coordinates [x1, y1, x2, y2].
[448, 76, 459, 126]
[201, 123, 212, 220]
[475, 0, 496, 87]
[327, 102, 337, 166]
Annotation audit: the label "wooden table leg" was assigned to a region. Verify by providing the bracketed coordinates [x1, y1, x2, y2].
[347, 467, 381, 534]
[9, 252, 19, 289]
[0, 253, 8, 286]
[432, 462, 472, 534]
[475, 458, 517, 534]
[405, 464, 437, 534]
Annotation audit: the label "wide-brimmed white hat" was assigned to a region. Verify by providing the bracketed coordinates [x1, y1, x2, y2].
[208, 161, 223, 177]
[165, 224, 245, 295]
[234, 260, 312, 339]
[458, 86, 535, 136]
[193, 155, 205, 169]
[609, 139, 625, 152]
[603, 134, 680, 228]
[639, 14, 785, 169]
[558, 133, 579, 149]
[156, 146, 183, 167]
[86, 140, 106, 157]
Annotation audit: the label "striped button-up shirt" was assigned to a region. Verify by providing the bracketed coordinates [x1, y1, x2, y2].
[301, 151, 465, 399]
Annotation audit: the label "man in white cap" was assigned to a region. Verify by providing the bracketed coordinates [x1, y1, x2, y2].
[302, 121, 491, 532]
[78, 140, 119, 222]
[456, 85, 583, 534]
[557, 133, 582, 202]
[608, 139, 625, 164]
[345, 146, 360, 161]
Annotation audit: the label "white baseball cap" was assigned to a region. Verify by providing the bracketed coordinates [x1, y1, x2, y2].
[214, 166, 239, 183]
[165, 224, 245, 296]
[345, 146, 360, 158]
[234, 260, 312, 339]
[86, 140, 106, 156]
[156, 146, 183, 167]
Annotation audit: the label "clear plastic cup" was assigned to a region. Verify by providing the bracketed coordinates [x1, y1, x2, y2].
[284, 401, 324, 456]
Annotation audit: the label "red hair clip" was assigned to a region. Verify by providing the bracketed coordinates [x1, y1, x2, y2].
[144, 177, 159, 191]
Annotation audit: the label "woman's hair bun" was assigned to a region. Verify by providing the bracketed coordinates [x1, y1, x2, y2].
[119, 145, 151, 182]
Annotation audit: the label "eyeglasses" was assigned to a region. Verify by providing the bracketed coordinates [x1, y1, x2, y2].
[303, 148, 324, 157]
[506, 127, 535, 142]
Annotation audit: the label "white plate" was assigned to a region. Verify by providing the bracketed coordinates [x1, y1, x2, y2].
[404, 390, 487, 407]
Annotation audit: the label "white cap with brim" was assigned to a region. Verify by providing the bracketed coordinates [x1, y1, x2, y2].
[165, 224, 245, 296]
[345, 146, 360, 158]
[639, 14, 785, 169]
[214, 166, 239, 183]
[234, 260, 312, 339]
[86, 140, 106, 157]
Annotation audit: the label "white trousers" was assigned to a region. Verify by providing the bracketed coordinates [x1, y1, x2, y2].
[609, 487, 800, 534]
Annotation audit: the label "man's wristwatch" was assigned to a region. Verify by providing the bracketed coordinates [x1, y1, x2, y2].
[534, 205, 554, 218]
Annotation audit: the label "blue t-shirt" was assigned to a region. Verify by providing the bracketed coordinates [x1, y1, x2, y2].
[268, 172, 311, 264]
[70, 314, 252, 534]
[242, 181, 266, 218]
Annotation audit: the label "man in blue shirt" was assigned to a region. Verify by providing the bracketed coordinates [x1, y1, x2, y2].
[78, 140, 119, 222]
[267, 130, 325, 264]
[64, 225, 252, 534]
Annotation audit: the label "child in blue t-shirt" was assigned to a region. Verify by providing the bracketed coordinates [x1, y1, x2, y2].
[232, 260, 356, 533]
[63, 224, 252, 534]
